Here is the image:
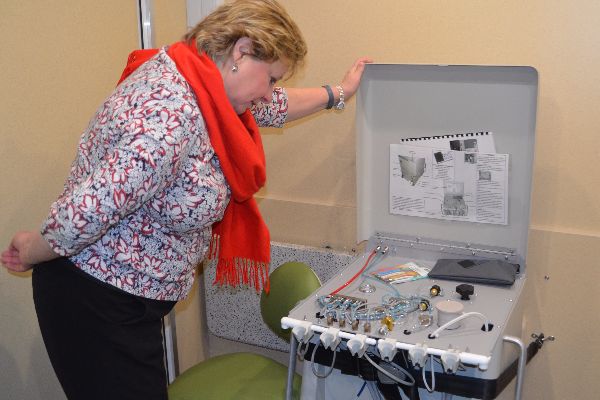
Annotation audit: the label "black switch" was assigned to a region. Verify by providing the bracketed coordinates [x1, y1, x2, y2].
[456, 283, 474, 300]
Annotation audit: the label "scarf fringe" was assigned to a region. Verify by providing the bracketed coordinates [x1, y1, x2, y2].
[209, 234, 270, 294]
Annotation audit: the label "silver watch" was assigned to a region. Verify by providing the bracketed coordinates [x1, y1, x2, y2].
[335, 85, 345, 110]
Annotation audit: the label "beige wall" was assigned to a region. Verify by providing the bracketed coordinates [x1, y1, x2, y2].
[0, 1, 188, 398]
[1, 1, 599, 399]
[0, 1, 139, 399]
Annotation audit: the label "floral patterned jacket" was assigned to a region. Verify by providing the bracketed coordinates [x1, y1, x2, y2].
[41, 48, 288, 300]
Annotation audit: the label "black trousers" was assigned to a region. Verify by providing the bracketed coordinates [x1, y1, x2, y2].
[32, 258, 176, 400]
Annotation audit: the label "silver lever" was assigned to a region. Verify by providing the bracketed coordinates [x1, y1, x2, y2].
[531, 333, 555, 346]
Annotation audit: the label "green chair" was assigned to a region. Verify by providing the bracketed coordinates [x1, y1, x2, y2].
[168, 261, 321, 400]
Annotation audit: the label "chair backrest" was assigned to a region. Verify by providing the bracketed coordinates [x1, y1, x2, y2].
[260, 261, 321, 341]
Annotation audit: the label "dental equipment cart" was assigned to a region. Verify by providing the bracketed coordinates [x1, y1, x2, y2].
[282, 64, 546, 400]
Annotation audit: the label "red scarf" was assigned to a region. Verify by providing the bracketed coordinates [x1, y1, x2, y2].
[118, 42, 270, 293]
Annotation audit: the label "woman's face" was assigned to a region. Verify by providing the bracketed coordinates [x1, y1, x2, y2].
[222, 38, 289, 114]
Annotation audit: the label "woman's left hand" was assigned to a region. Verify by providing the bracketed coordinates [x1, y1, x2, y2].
[1, 231, 58, 272]
[340, 56, 374, 101]
[1, 232, 34, 272]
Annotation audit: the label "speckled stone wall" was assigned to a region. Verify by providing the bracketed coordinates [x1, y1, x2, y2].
[204, 242, 355, 351]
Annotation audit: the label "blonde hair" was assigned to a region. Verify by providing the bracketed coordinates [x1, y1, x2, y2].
[184, 0, 307, 77]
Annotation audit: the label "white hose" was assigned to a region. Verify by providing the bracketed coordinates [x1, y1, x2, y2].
[363, 353, 415, 386]
[428, 312, 490, 339]
[310, 341, 337, 379]
[422, 354, 436, 392]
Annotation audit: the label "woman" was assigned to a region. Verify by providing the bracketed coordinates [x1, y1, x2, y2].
[1, 1, 369, 399]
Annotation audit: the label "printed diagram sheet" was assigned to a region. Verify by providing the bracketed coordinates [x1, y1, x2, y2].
[389, 141, 509, 225]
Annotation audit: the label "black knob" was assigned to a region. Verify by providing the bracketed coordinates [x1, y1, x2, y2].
[456, 284, 474, 300]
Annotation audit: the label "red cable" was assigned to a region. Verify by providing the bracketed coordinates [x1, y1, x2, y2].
[329, 249, 377, 295]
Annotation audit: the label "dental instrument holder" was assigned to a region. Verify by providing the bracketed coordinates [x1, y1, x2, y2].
[283, 64, 541, 400]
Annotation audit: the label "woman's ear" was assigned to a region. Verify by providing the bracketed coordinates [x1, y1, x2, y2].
[233, 37, 253, 59]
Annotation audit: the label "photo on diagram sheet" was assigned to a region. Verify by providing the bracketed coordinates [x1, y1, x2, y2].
[389, 142, 509, 225]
